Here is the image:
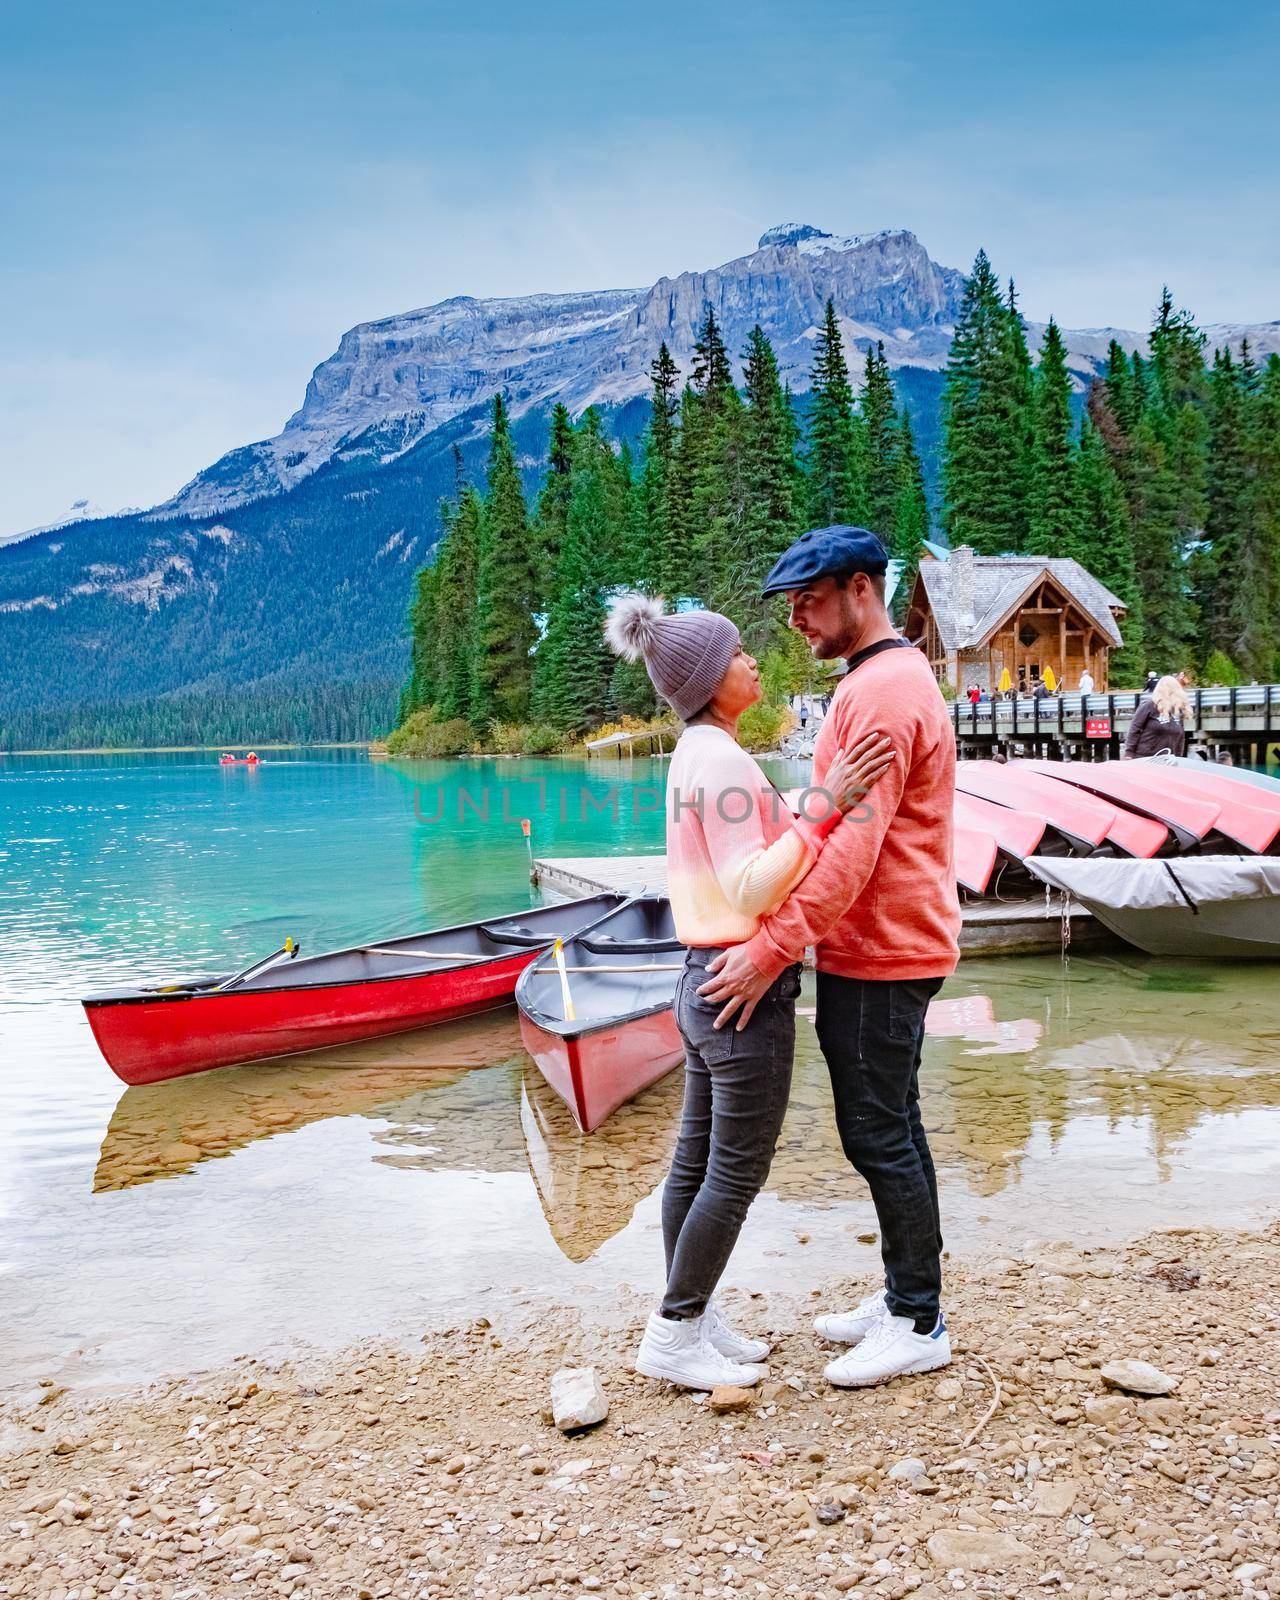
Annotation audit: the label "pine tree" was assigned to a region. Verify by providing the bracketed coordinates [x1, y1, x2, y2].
[1253, 355, 1280, 678]
[637, 343, 681, 595]
[891, 407, 929, 563]
[1002, 280, 1034, 549]
[663, 383, 701, 598]
[729, 326, 803, 644]
[690, 304, 734, 403]
[533, 402, 575, 593]
[532, 432, 617, 731]
[680, 305, 746, 607]
[1201, 347, 1251, 658]
[572, 406, 633, 584]
[472, 394, 539, 725]
[941, 250, 1031, 554]
[805, 299, 864, 526]
[1228, 348, 1280, 678]
[1075, 414, 1144, 682]
[1126, 406, 1194, 671]
[433, 487, 483, 722]
[399, 560, 439, 722]
[860, 340, 899, 538]
[1104, 340, 1141, 434]
[741, 326, 803, 568]
[1026, 318, 1081, 559]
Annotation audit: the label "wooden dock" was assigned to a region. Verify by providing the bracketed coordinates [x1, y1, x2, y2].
[532, 855, 1112, 958]
[585, 726, 675, 758]
[951, 683, 1280, 765]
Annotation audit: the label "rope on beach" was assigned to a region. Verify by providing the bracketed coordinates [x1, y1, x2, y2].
[949, 1354, 1002, 1458]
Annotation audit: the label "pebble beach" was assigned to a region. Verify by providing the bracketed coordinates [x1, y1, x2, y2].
[5, 1220, 1278, 1600]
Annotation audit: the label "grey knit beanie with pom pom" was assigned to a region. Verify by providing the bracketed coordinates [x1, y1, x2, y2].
[604, 594, 740, 721]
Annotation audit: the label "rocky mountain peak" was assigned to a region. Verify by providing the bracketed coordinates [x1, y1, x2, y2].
[153, 226, 1280, 522]
[757, 222, 832, 249]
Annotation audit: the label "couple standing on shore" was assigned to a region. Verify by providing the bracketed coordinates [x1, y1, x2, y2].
[604, 525, 961, 1394]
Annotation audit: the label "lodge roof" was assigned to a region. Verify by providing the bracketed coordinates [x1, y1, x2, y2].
[915, 551, 1126, 653]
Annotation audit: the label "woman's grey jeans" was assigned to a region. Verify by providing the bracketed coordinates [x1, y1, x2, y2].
[660, 946, 801, 1320]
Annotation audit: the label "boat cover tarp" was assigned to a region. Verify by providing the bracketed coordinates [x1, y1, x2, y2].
[1025, 855, 1280, 911]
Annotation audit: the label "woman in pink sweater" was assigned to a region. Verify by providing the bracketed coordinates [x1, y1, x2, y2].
[605, 594, 893, 1392]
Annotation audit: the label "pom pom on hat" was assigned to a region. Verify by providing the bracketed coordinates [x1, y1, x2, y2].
[604, 591, 665, 662]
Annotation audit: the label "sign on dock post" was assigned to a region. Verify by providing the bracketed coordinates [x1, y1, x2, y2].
[1085, 717, 1112, 739]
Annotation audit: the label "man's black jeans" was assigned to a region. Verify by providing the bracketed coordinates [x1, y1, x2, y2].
[815, 972, 945, 1332]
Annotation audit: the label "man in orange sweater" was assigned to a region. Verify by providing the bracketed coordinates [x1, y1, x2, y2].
[698, 525, 961, 1388]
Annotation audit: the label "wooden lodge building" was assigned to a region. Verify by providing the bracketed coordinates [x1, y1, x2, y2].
[902, 545, 1127, 694]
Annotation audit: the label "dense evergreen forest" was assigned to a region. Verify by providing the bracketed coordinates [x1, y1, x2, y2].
[0, 680, 400, 752]
[398, 251, 1280, 745]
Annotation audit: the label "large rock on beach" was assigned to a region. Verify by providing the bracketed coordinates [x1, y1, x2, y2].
[1099, 1358, 1179, 1396]
[549, 1367, 608, 1432]
[926, 1527, 1036, 1570]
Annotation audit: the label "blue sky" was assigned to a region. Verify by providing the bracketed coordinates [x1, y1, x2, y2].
[1, 0, 1276, 535]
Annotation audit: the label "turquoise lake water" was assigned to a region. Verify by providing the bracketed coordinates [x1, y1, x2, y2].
[3, 748, 1279, 1392]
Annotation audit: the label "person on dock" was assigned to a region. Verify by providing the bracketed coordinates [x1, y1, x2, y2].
[695, 525, 961, 1390]
[1123, 674, 1191, 758]
[605, 592, 896, 1393]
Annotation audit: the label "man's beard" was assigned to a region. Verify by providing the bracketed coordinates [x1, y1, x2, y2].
[810, 597, 858, 659]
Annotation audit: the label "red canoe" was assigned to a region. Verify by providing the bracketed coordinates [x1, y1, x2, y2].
[954, 789, 1049, 862]
[83, 893, 626, 1086]
[954, 823, 1000, 896]
[1022, 761, 1218, 853]
[516, 895, 686, 1132]
[1128, 762, 1280, 853]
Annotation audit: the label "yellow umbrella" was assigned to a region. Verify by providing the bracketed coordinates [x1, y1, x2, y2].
[997, 667, 1012, 694]
[1043, 665, 1058, 693]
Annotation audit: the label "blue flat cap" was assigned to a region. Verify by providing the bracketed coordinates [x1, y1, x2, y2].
[761, 525, 889, 596]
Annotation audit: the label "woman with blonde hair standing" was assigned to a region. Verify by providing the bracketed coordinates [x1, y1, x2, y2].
[1123, 674, 1192, 758]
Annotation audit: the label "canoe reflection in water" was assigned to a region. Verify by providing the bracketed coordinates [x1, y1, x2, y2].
[95, 956, 1280, 1261]
[93, 1010, 528, 1193]
[373, 1064, 683, 1262]
[94, 1006, 682, 1263]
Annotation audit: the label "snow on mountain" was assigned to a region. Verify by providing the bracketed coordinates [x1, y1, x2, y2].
[159, 227, 1280, 520]
[1, 498, 131, 547]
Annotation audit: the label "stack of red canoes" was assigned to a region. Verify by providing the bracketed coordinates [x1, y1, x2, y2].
[950, 755, 1280, 896]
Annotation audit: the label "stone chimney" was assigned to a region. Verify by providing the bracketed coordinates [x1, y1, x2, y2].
[950, 545, 976, 635]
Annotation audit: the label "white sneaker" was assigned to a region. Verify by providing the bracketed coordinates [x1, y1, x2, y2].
[813, 1288, 888, 1345]
[702, 1300, 771, 1364]
[824, 1312, 951, 1388]
[635, 1312, 767, 1391]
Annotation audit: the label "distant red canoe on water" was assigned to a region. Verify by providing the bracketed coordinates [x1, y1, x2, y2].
[516, 895, 686, 1132]
[219, 752, 261, 766]
[83, 893, 626, 1086]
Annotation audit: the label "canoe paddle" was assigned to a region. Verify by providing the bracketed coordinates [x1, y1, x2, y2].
[214, 936, 301, 992]
[552, 938, 577, 1021]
